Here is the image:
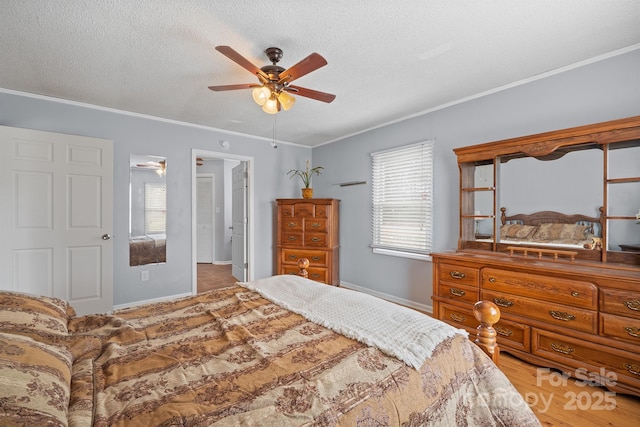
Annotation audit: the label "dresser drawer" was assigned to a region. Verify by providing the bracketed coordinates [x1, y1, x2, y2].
[437, 283, 479, 304]
[494, 318, 530, 352]
[281, 250, 328, 267]
[282, 265, 328, 283]
[438, 263, 479, 287]
[438, 303, 477, 331]
[314, 204, 330, 218]
[481, 289, 597, 334]
[601, 288, 640, 319]
[600, 312, 640, 344]
[305, 218, 327, 232]
[533, 329, 640, 388]
[482, 268, 597, 309]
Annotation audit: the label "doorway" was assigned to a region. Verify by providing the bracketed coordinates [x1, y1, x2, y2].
[191, 149, 254, 294]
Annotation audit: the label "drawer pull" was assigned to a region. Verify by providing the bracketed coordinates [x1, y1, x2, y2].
[288, 222, 297, 227]
[488, 277, 496, 283]
[625, 300, 640, 311]
[287, 255, 298, 260]
[495, 326, 513, 337]
[571, 291, 580, 297]
[449, 288, 466, 297]
[449, 271, 466, 279]
[311, 256, 321, 261]
[311, 222, 321, 228]
[311, 237, 321, 242]
[624, 327, 640, 338]
[549, 311, 576, 321]
[288, 236, 296, 241]
[493, 297, 513, 308]
[449, 313, 466, 323]
[311, 273, 320, 279]
[550, 343, 575, 355]
[624, 363, 640, 376]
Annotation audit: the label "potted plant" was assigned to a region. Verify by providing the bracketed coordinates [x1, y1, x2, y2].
[288, 159, 323, 198]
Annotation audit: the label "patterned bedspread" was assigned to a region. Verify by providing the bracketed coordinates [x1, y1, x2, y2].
[61, 283, 540, 426]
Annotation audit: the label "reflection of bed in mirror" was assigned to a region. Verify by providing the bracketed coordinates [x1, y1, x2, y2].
[129, 234, 166, 266]
[496, 207, 604, 250]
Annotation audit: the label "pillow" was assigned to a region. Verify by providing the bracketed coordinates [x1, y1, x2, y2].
[500, 224, 537, 240]
[532, 223, 588, 241]
[0, 291, 75, 340]
[0, 332, 72, 426]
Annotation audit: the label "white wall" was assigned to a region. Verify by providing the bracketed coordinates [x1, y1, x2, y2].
[312, 47, 640, 310]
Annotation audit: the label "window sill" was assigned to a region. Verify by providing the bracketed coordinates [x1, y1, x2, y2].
[372, 247, 431, 261]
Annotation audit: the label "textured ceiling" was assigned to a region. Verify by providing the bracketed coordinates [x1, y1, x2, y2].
[2, 1, 640, 146]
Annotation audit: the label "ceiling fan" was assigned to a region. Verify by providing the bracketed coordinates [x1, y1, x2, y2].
[208, 46, 335, 114]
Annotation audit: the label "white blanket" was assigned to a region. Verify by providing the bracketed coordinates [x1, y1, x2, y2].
[239, 275, 467, 370]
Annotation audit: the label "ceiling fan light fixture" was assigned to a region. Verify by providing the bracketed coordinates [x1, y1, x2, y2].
[262, 95, 280, 114]
[252, 86, 271, 106]
[278, 91, 296, 111]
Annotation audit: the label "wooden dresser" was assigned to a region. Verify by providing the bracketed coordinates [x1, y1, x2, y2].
[432, 251, 640, 397]
[276, 199, 340, 285]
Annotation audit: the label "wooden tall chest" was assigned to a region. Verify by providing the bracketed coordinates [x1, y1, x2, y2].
[276, 198, 340, 285]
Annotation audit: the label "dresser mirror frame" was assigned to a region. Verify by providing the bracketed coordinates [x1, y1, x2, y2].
[454, 115, 640, 266]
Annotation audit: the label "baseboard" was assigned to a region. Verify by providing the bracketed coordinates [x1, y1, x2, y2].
[214, 260, 232, 265]
[339, 280, 433, 315]
[112, 292, 193, 312]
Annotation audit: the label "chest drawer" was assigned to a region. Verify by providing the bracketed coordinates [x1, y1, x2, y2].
[281, 265, 328, 284]
[281, 232, 303, 246]
[281, 249, 327, 267]
[437, 283, 479, 304]
[305, 233, 327, 247]
[438, 263, 479, 287]
[600, 312, 640, 344]
[280, 218, 303, 231]
[481, 289, 597, 334]
[601, 288, 640, 319]
[305, 218, 327, 232]
[482, 268, 597, 309]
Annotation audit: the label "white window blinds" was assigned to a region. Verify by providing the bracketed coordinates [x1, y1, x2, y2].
[144, 183, 166, 234]
[371, 141, 433, 258]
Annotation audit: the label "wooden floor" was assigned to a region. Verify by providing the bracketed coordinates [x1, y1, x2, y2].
[197, 263, 238, 293]
[196, 267, 640, 425]
[500, 351, 640, 426]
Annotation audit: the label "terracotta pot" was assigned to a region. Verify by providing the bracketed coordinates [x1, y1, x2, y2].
[301, 188, 313, 199]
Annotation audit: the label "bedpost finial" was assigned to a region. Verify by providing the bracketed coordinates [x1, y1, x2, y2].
[473, 300, 500, 365]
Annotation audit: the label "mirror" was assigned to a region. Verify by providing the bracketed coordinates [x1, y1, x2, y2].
[129, 154, 167, 266]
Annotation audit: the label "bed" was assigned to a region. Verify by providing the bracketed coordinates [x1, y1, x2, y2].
[497, 207, 603, 251]
[0, 262, 540, 426]
[129, 234, 167, 266]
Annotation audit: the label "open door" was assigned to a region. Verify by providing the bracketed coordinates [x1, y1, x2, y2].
[231, 162, 247, 281]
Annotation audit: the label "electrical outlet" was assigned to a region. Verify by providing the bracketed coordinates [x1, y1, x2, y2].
[141, 271, 149, 282]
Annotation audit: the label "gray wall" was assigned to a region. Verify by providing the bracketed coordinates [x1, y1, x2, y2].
[0, 91, 312, 306]
[312, 48, 640, 310]
[1, 48, 638, 310]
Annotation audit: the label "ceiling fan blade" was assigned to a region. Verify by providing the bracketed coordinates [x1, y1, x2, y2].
[215, 46, 268, 80]
[287, 85, 336, 103]
[278, 53, 327, 84]
[208, 83, 260, 91]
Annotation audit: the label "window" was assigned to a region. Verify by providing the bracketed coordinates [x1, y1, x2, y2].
[371, 141, 433, 260]
[144, 183, 166, 234]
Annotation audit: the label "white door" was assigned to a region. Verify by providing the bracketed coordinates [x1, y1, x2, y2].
[0, 125, 113, 315]
[196, 175, 214, 263]
[231, 162, 247, 281]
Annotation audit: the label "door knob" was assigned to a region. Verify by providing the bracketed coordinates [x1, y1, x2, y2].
[101, 234, 111, 240]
